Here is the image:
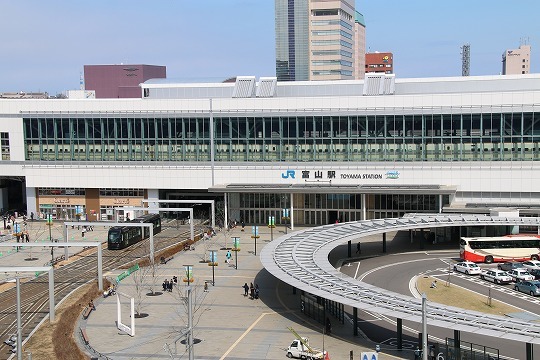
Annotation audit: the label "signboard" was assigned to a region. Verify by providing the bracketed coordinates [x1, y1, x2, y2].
[233, 237, 240, 249]
[361, 352, 378, 360]
[116, 264, 139, 283]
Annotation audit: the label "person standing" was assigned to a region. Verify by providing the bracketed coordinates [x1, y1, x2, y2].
[249, 283, 254, 299]
[356, 242, 361, 254]
[242, 283, 249, 297]
[226, 250, 232, 264]
[254, 284, 260, 299]
[325, 317, 332, 334]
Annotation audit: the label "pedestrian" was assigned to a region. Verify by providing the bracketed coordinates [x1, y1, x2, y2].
[430, 280, 437, 288]
[249, 283, 255, 299]
[168, 280, 173, 292]
[204, 282, 209, 292]
[254, 284, 260, 299]
[226, 250, 232, 264]
[356, 242, 361, 254]
[242, 282, 249, 296]
[30, 212, 34, 221]
[325, 317, 332, 334]
[162, 279, 168, 292]
[88, 300, 96, 311]
[81, 227, 86, 238]
[241, 220, 245, 232]
[25, 232, 30, 243]
[173, 276, 178, 285]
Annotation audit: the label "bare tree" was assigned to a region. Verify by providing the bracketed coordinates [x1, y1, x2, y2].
[165, 280, 213, 354]
[131, 262, 163, 316]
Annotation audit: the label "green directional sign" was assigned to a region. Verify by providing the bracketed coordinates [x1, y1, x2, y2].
[116, 263, 140, 283]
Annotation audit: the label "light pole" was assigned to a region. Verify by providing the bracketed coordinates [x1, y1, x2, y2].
[268, 215, 275, 242]
[232, 237, 240, 270]
[183, 264, 194, 360]
[208, 250, 217, 286]
[47, 214, 53, 264]
[251, 226, 259, 256]
[282, 208, 290, 234]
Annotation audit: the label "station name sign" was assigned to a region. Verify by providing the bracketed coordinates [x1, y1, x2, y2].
[281, 170, 399, 181]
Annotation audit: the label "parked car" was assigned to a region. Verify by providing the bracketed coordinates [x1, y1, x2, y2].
[453, 261, 482, 275]
[498, 262, 524, 271]
[522, 260, 540, 270]
[514, 281, 540, 296]
[528, 268, 540, 280]
[507, 269, 535, 282]
[480, 269, 513, 284]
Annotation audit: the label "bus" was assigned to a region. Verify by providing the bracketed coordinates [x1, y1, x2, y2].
[460, 236, 540, 263]
[108, 213, 162, 250]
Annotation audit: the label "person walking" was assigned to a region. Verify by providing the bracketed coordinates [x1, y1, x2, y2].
[254, 284, 260, 299]
[249, 283, 255, 299]
[242, 283, 249, 297]
[226, 250, 232, 264]
[356, 242, 361, 254]
[325, 317, 332, 334]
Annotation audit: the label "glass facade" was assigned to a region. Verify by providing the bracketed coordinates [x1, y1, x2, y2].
[23, 111, 540, 162]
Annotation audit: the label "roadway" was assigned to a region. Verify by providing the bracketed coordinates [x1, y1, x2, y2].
[340, 245, 540, 359]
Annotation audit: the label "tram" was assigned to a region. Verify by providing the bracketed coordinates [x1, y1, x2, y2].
[107, 213, 162, 250]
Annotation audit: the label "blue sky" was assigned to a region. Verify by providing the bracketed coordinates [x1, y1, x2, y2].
[0, 0, 538, 94]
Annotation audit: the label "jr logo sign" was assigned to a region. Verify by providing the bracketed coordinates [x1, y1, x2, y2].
[281, 170, 296, 179]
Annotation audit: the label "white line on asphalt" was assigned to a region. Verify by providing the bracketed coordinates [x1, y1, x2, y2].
[353, 261, 361, 279]
[219, 311, 277, 360]
[358, 258, 440, 281]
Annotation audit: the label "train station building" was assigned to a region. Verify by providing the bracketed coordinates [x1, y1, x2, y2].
[0, 73, 539, 226]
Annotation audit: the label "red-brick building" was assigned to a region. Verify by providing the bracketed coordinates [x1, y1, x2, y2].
[84, 64, 166, 98]
[365, 52, 393, 74]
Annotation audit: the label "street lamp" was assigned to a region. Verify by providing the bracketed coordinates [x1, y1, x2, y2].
[232, 237, 240, 270]
[281, 208, 290, 234]
[46, 214, 54, 264]
[251, 226, 259, 256]
[268, 215, 276, 242]
[208, 250, 218, 286]
[182, 264, 194, 360]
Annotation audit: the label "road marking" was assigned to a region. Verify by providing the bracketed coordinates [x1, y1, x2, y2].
[359, 258, 442, 281]
[219, 311, 277, 360]
[354, 261, 361, 279]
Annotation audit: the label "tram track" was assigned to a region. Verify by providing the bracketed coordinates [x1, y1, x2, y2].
[0, 223, 204, 359]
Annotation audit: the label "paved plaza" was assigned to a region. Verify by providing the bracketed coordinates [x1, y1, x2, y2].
[1, 219, 417, 359]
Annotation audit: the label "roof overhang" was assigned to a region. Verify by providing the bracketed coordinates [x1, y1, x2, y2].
[208, 183, 457, 195]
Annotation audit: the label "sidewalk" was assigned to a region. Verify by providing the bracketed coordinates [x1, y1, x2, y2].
[82, 226, 415, 360]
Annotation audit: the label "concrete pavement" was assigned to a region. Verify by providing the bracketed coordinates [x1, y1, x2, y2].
[81, 225, 418, 360]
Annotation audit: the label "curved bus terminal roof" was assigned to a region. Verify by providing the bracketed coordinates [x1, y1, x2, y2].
[260, 214, 540, 344]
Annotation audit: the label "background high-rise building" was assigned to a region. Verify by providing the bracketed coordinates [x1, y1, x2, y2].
[275, 0, 357, 81]
[354, 11, 366, 79]
[502, 44, 531, 75]
[84, 64, 166, 98]
[365, 52, 393, 74]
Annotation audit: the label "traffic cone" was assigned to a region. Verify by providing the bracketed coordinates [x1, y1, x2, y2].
[324, 351, 330, 360]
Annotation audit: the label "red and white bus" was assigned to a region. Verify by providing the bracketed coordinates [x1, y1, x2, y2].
[460, 236, 540, 263]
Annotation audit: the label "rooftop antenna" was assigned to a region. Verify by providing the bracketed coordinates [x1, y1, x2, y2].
[461, 43, 470, 77]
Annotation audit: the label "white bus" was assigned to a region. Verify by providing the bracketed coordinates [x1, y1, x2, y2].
[460, 236, 540, 263]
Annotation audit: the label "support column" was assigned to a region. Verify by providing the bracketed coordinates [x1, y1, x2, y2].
[438, 194, 443, 213]
[409, 229, 413, 244]
[353, 308, 358, 336]
[361, 194, 367, 220]
[211, 201, 215, 229]
[146, 189, 159, 214]
[97, 245, 103, 291]
[383, 232, 387, 253]
[397, 318, 402, 351]
[348, 240, 351, 258]
[290, 193, 294, 230]
[64, 225, 69, 260]
[224, 193, 228, 230]
[454, 330, 460, 359]
[48, 268, 55, 322]
[526, 343, 533, 360]
[26, 186, 37, 219]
